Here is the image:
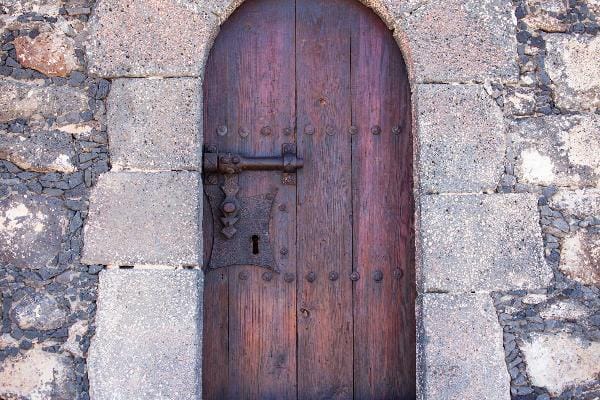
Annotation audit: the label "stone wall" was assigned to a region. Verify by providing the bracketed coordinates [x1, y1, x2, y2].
[0, 0, 599, 400]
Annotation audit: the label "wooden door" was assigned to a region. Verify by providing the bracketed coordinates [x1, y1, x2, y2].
[202, 0, 415, 398]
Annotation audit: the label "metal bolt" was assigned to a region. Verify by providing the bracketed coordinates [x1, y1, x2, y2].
[280, 247, 289, 256]
[232, 156, 241, 164]
[217, 125, 228, 136]
[392, 124, 401, 135]
[262, 271, 273, 281]
[222, 202, 236, 213]
[238, 271, 248, 280]
[239, 127, 249, 138]
[325, 125, 335, 136]
[300, 308, 310, 318]
[261, 126, 272, 136]
[371, 125, 381, 135]
[279, 203, 287, 212]
[304, 124, 315, 135]
[204, 144, 217, 153]
[373, 270, 383, 281]
[350, 271, 360, 281]
[284, 272, 295, 283]
[284, 127, 293, 136]
[305, 271, 316, 282]
[348, 126, 358, 135]
[329, 271, 339, 281]
[393, 268, 403, 279]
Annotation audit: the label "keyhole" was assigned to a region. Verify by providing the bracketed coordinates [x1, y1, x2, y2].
[252, 235, 260, 254]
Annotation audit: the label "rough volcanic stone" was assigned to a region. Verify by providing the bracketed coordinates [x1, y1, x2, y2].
[521, 333, 600, 395]
[503, 86, 537, 116]
[0, 192, 68, 269]
[0, 345, 76, 400]
[399, 0, 518, 83]
[0, 80, 88, 123]
[523, 0, 569, 32]
[509, 115, 600, 187]
[545, 34, 600, 112]
[0, 129, 76, 173]
[416, 84, 506, 193]
[10, 292, 68, 330]
[549, 189, 600, 218]
[88, 269, 202, 400]
[421, 294, 510, 400]
[420, 193, 551, 292]
[560, 230, 600, 286]
[539, 299, 589, 320]
[82, 172, 200, 266]
[85, 0, 218, 77]
[108, 78, 201, 170]
[14, 31, 80, 77]
[1, 0, 62, 15]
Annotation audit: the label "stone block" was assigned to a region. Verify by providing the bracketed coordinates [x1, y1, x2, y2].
[509, 115, 600, 187]
[523, 0, 569, 32]
[88, 269, 202, 400]
[545, 34, 600, 112]
[0, 345, 77, 400]
[0, 129, 76, 173]
[549, 188, 600, 218]
[416, 84, 506, 193]
[108, 78, 201, 170]
[86, 0, 218, 77]
[1, 0, 62, 15]
[420, 193, 551, 292]
[521, 333, 600, 395]
[0, 80, 89, 123]
[0, 192, 68, 269]
[420, 294, 510, 400]
[560, 230, 600, 286]
[399, 0, 518, 83]
[82, 172, 200, 266]
[10, 292, 68, 330]
[14, 31, 80, 77]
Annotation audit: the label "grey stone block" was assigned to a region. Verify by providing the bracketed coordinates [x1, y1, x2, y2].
[559, 230, 600, 287]
[0, 192, 68, 269]
[88, 269, 203, 400]
[549, 188, 600, 218]
[82, 172, 200, 266]
[108, 78, 201, 170]
[545, 34, 600, 112]
[0, 129, 76, 173]
[0, 80, 89, 123]
[509, 115, 600, 187]
[86, 0, 218, 77]
[400, 0, 518, 83]
[420, 193, 551, 292]
[416, 84, 506, 193]
[420, 293, 510, 400]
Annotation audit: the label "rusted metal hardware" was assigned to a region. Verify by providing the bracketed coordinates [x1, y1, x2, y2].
[203, 144, 304, 175]
[373, 270, 383, 281]
[350, 271, 360, 281]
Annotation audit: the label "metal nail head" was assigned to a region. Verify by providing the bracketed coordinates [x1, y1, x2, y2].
[217, 125, 228, 136]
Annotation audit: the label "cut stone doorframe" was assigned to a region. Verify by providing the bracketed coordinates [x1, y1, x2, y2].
[81, 0, 552, 399]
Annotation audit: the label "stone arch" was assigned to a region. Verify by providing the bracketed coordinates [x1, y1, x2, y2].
[82, 0, 553, 399]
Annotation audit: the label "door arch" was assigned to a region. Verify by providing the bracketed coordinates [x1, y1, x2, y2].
[202, 0, 415, 398]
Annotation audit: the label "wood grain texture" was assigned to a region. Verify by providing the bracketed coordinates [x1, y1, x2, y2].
[202, 0, 415, 398]
[296, 0, 354, 398]
[350, 4, 416, 399]
[202, 0, 297, 398]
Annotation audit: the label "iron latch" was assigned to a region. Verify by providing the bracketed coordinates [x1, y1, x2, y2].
[203, 144, 303, 241]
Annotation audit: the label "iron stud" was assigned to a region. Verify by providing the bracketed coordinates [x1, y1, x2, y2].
[371, 125, 381, 135]
[239, 127, 249, 138]
[348, 126, 358, 135]
[261, 126, 272, 136]
[329, 271, 339, 281]
[284, 127, 293, 136]
[392, 124, 401, 135]
[279, 203, 287, 212]
[262, 271, 273, 281]
[217, 125, 228, 136]
[393, 268, 403, 279]
[238, 271, 248, 281]
[350, 271, 360, 281]
[284, 272, 295, 283]
[325, 125, 335, 136]
[304, 125, 315, 135]
[306, 271, 316, 282]
[280, 247, 289, 256]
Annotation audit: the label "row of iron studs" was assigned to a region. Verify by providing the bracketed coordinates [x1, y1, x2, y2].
[215, 124, 403, 137]
[239, 268, 404, 282]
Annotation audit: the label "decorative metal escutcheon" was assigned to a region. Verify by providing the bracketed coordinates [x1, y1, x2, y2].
[203, 144, 303, 272]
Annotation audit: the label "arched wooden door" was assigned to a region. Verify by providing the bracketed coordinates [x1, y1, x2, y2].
[202, 0, 415, 398]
